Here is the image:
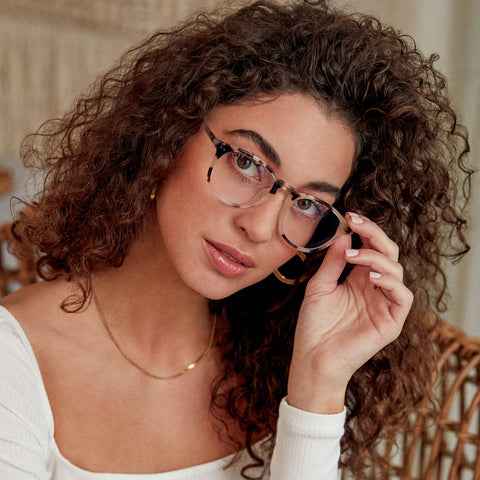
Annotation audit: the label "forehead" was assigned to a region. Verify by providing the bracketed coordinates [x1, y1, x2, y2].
[206, 94, 356, 194]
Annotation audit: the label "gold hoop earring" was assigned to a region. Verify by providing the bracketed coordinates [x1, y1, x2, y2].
[273, 251, 307, 285]
[150, 189, 156, 201]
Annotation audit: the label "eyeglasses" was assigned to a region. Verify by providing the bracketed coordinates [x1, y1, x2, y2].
[204, 123, 350, 253]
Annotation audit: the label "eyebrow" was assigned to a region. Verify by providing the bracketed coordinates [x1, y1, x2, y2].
[228, 129, 281, 167]
[227, 128, 342, 198]
[304, 181, 342, 198]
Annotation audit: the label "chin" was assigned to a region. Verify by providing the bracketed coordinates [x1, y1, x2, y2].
[200, 285, 245, 301]
[188, 275, 258, 301]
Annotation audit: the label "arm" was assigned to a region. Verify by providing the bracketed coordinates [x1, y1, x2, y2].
[271, 213, 412, 478]
[270, 398, 345, 479]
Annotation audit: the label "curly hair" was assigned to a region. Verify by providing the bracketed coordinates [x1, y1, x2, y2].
[14, 0, 472, 477]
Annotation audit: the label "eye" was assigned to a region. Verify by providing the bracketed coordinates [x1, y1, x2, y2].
[227, 152, 271, 185]
[233, 153, 260, 177]
[292, 197, 330, 219]
[294, 198, 319, 217]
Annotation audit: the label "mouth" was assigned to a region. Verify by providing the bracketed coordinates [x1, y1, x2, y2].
[204, 240, 256, 277]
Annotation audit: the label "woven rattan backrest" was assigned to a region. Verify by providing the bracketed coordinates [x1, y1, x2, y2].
[387, 319, 480, 480]
[341, 319, 480, 480]
[0, 222, 37, 296]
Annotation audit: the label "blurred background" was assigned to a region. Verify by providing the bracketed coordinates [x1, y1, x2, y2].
[0, 0, 478, 334]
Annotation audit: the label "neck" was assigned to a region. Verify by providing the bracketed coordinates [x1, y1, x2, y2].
[90, 223, 214, 373]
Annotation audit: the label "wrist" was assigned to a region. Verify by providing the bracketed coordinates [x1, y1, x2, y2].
[287, 384, 346, 414]
[287, 355, 348, 414]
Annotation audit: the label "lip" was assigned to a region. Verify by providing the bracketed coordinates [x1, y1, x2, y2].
[204, 239, 256, 277]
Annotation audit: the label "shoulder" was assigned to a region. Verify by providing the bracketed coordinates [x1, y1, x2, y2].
[0, 279, 79, 418]
[0, 304, 40, 381]
[0, 303, 56, 480]
[1, 277, 72, 319]
[0, 302, 54, 447]
[1, 278, 81, 343]
[0, 278, 96, 384]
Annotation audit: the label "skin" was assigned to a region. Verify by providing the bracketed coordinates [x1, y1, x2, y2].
[288, 214, 412, 413]
[1, 93, 413, 472]
[155, 94, 355, 300]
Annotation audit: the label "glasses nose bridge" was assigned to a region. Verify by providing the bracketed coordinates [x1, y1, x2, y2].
[254, 180, 296, 224]
[268, 179, 297, 199]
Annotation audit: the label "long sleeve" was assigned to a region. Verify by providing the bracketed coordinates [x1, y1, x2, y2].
[270, 398, 345, 479]
[0, 309, 53, 480]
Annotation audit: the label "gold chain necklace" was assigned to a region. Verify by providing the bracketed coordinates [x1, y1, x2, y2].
[92, 290, 217, 380]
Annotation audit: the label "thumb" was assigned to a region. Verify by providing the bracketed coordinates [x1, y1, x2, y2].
[306, 234, 352, 295]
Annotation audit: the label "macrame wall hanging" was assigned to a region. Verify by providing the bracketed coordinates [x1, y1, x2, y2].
[0, 0, 219, 158]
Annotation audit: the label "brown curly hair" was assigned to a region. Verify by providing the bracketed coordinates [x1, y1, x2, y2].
[14, 0, 472, 477]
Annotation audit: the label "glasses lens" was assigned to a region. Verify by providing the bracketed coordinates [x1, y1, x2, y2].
[281, 197, 341, 251]
[209, 151, 274, 205]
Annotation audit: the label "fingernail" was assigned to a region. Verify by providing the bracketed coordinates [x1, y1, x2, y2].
[348, 212, 364, 224]
[345, 249, 359, 257]
[370, 271, 382, 279]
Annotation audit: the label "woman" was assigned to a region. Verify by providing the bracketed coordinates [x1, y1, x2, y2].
[0, 0, 471, 478]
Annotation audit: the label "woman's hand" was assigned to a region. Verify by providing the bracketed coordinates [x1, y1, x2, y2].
[287, 212, 414, 414]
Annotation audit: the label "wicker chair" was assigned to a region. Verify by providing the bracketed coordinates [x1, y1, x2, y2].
[0, 222, 37, 296]
[392, 319, 480, 480]
[355, 319, 480, 480]
[0, 169, 13, 195]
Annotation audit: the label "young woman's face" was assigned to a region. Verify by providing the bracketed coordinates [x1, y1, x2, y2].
[154, 93, 356, 299]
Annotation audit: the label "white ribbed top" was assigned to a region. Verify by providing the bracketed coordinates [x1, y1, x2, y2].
[0, 306, 345, 479]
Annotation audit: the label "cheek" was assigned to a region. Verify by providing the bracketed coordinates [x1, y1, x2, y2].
[157, 160, 212, 223]
[262, 247, 298, 275]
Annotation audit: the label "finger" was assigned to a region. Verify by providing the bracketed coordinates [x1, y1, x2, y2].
[344, 248, 404, 281]
[347, 212, 399, 261]
[307, 234, 351, 295]
[369, 272, 414, 324]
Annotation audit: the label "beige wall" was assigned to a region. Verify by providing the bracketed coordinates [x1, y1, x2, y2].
[0, 0, 220, 157]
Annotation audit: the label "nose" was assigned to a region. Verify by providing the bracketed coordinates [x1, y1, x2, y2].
[233, 193, 285, 244]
